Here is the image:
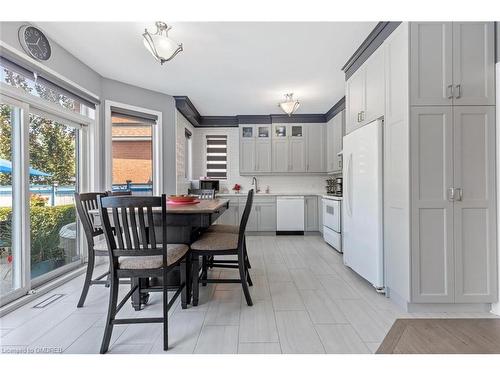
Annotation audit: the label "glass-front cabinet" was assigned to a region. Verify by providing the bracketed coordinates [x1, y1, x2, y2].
[257, 125, 270, 138]
[273, 124, 287, 138]
[240, 125, 254, 139]
[291, 125, 304, 137]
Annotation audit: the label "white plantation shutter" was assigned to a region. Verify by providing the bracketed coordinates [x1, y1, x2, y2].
[206, 135, 227, 179]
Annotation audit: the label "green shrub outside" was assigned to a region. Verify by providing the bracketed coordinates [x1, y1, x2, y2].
[0, 203, 75, 265]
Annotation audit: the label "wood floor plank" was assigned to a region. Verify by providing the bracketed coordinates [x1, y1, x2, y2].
[299, 290, 348, 324]
[238, 342, 282, 354]
[270, 282, 305, 311]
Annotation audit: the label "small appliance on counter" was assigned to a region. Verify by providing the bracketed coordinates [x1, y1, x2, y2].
[198, 178, 220, 192]
[326, 177, 343, 196]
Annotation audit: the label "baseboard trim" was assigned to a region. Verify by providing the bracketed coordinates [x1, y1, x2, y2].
[276, 231, 304, 236]
[407, 303, 492, 313]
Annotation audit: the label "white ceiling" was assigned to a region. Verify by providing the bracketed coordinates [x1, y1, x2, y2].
[36, 22, 377, 116]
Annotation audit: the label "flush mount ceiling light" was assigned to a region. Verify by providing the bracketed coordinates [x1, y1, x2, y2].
[278, 93, 300, 117]
[143, 21, 183, 64]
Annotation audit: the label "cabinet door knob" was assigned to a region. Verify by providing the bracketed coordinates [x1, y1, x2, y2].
[455, 84, 462, 99]
[447, 84, 454, 99]
[447, 187, 455, 202]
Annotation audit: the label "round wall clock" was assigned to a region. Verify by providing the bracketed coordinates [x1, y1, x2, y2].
[18, 25, 52, 61]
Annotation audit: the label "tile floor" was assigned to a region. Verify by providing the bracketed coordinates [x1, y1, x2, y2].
[0, 235, 497, 354]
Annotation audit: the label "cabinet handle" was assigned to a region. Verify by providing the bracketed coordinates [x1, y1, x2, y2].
[360, 111, 365, 122]
[454, 188, 463, 202]
[447, 84, 454, 99]
[447, 187, 455, 202]
[455, 84, 462, 99]
[338, 160, 342, 168]
[357, 112, 361, 123]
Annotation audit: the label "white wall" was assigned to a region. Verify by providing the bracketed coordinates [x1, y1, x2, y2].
[492, 61, 500, 316]
[176, 110, 195, 194]
[191, 126, 328, 194]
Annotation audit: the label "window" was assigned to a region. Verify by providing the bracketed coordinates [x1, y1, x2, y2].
[206, 135, 227, 179]
[0, 57, 96, 119]
[184, 128, 192, 179]
[111, 108, 157, 195]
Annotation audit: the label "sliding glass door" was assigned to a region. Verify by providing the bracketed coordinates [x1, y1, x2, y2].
[28, 111, 81, 282]
[0, 99, 29, 304]
[0, 99, 84, 305]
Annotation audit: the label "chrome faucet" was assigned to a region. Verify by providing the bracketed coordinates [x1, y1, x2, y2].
[251, 176, 260, 193]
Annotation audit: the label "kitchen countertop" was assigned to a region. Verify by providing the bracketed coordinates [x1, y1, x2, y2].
[216, 192, 343, 200]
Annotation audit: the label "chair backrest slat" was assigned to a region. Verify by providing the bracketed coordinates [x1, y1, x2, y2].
[128, 208, 140, 249]
[121, 207, 132, 249]
[112, 207, 125, 249]
[147, 206, 156, 249]
[137, 207, 148, 248]
[238, 189, 254, 247]
[106, 190, 132, 196]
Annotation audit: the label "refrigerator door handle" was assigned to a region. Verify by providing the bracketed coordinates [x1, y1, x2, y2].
[345, 153, 352, 217]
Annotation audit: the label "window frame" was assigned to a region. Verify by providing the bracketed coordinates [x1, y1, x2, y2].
[104, 100, 163, 195]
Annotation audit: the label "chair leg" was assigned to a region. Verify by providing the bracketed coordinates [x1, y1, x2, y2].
[163, 270, 169, 351]
[244, 240, 251, 269]
[238, 251, 253, 306]
[100, 273, 119, 354]
[180, 259, 188, 310]
[77, 249, 95, 308]
[201, 256, 208, 286]
[192, 255, 200, 306]
[246, 267, 253, 287]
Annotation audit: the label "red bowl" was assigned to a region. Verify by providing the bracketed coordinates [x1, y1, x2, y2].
[168, 195, 196, 203]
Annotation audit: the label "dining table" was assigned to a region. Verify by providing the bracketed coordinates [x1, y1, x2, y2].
[89, 198, 229, 310]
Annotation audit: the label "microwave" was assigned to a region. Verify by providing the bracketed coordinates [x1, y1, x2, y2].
[199, 179, 220, 192]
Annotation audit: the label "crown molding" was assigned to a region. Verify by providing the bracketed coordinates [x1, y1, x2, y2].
[342, 21, 402, 80]
[174, 95, 201, 127]
[325, 96, 346, 122]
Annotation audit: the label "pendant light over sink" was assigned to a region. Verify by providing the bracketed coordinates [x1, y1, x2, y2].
[278, 93, 300, 116]
[143, 21, 183, 64]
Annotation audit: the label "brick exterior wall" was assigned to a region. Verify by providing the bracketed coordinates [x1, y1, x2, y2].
[112, 140, 152, 184]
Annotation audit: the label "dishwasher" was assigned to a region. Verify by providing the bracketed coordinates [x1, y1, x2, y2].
[276, 196, 305, 235]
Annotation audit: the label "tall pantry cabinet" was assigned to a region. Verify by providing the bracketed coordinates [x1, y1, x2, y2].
[354, 22, 497, 308]
[409, 21, 496, 304]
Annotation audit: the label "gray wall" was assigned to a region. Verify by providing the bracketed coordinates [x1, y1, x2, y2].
[497, 22, 499, 62]
[100, 78, 177, 194]
[0, 22, 177, 195]
[0, 21, 102, 95]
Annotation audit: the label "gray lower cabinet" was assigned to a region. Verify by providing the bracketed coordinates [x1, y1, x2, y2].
[239, 197, 277, 232]
[217, 198, 241, 226]
[304, 196, 319, 231]
[453, 106, 497, 302]
[411, 105, 497, 303]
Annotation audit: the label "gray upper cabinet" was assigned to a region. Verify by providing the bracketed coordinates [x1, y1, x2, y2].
[289, 138, 306, 172]
[272, 138, 289, 173]
[453, 106, 496, 302]
[239, 124, 271, 174]
[452, 22, 495, 106]
[304, 196, 319, 231]
[240, 139, 256, 174]
[411, 106, 454, 303]
[346, 48, 385, 135]
[326, 110, 344, 174]
[306, 124, 325, 172]
[410, 22, 495, 106]
[410, 22, 453, 106]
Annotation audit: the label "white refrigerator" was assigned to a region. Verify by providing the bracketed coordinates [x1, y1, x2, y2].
[342, 119, 384, 289]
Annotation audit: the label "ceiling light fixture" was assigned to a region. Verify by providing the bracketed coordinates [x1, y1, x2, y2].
[278, 93, 300, 117]
[143, 21, 183, 64]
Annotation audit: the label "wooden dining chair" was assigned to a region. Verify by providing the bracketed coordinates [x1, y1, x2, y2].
[190, 189, 254, 306]
[74, 192, 112, 308]
[98, 194, 189, 353]
[188, 188, 215, 200]
[106, 190, 132, 196]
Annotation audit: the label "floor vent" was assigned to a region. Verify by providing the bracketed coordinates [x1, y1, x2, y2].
[32, 294, 65, 309]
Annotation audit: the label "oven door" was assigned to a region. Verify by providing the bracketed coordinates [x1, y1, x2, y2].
[322, 198, 340, 232]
